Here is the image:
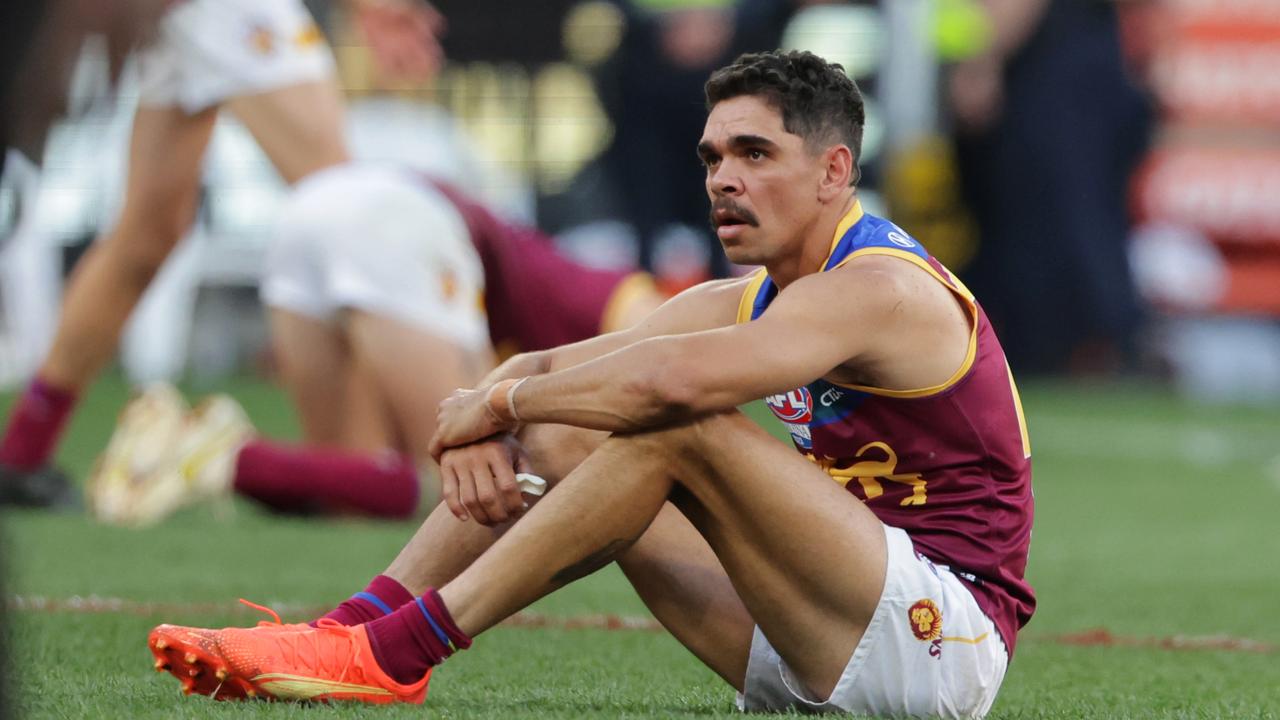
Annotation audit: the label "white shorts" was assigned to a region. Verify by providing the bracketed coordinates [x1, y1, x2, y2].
[738, 525, 1008, 718]
[137, 0, 334, 112]
[261, 164, 490, 352]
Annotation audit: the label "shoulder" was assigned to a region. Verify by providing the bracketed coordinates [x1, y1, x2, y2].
[770, 254, 948, 337]
[674, 275, 757, 320]
[632, 276, 755, 338]
[859, 217, 925, 253]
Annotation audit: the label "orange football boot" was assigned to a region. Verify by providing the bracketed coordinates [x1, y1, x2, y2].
[147, 599, 303, 700]
[150, 623, 256, 699]
[213, 619, 431, 703]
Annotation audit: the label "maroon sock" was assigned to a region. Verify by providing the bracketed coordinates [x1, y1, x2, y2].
[0, 378, 77, 471]
[314, 574, 414, 627]
[364, 588, 472, 685]
[232, 440, 420, 518]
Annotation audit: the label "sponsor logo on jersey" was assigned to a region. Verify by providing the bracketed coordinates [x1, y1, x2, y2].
[887, 230, 916, 248]
[908, 598, 943, 642]
[819, 387, 844, 407]
[765, 388, 812, 423]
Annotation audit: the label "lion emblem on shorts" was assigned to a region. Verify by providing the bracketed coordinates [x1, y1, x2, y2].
[907, 599, 942, 641]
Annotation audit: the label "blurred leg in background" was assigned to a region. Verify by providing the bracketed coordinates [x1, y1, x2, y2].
[0, 0, 349, 507]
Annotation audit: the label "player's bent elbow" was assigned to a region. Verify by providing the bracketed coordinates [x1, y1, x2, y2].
[632, 348, 705, 424]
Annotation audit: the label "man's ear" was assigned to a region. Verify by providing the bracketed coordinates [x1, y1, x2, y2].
[817, 144, 855, 202]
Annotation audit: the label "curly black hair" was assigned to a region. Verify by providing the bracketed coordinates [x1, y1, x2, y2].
[705, 50, 865, 170]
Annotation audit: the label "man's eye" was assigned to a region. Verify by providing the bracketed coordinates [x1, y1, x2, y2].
[748, 149, 765, 160]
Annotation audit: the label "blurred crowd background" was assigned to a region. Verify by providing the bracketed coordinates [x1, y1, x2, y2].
[1, 0, 1278, 400]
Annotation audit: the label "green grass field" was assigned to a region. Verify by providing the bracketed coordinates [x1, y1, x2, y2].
[3, 375, 1279, 718]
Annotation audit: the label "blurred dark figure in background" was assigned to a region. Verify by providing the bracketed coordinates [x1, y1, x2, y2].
[592, 0, 826, 281]
[949, 0, 1152, 375]
[2, 1, 167, 714]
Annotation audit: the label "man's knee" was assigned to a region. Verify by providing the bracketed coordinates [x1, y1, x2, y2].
[520, 424, 609, 485]
[615, 410, 752, 469]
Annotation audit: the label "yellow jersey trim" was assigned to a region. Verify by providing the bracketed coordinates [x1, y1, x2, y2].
[1005, 361, 1032, 458]
[736, 270, 769, 325]
[736, 200, 865, 325]
[600, 272, 658, 334]
[827, 247, 979, 399]
[820, 200, 866, 271]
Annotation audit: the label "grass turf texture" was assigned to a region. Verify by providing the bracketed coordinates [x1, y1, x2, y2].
[3, 374, 1279, 718]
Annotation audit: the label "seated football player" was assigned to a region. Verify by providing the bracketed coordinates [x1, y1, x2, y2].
[87, 163, 663, 525]
[146, 51, 1034, 719]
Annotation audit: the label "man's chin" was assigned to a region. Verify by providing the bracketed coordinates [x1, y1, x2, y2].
[722, 246, 765, 267]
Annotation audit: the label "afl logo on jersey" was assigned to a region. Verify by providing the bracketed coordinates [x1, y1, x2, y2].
[765, 388, 813, 423]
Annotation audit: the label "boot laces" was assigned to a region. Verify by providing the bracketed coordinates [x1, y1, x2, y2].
[238, 597, 283, 626]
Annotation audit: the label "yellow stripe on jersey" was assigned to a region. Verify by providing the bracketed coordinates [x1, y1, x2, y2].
[820, 200, 866, 271]
[1005, 361, 1032, 458]
[736, 269, 769, 325]
[828, 247, 979, 399]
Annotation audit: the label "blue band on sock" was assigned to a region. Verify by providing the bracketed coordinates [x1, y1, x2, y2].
[353, 591, 394, 616]
[415, 597, 453, 652]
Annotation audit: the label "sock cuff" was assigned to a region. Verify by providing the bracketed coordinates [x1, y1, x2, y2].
[421, 588, 473, 650]
[31, 378, 77, 405]
[354, 591, 394, 615]
[414, 597, 453, 652]
[368, 574, 415, 610]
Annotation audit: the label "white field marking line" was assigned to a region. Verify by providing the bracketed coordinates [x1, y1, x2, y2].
[5, 595, 1276, 653]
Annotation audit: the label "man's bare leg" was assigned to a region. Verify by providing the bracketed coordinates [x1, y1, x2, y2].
[380, 422, 597, 592]
[384, 486, 759, 690]
[269, 308, 393, 451]
[269, 309, 354, 447]
[345, 311, 491, 463]
[439, 411, 888, 698]
[38, 105, 216, 391]
[616, 502, 756, 689]
[225, 80, 348, 185]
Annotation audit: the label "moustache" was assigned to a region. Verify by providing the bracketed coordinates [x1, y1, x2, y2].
[709, 199, 760, 229]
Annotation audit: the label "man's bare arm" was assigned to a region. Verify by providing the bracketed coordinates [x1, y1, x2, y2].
[475, 277, 748, 387]
[504, 258, 939, 432]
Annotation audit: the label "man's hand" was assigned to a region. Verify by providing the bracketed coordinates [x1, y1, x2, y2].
[429, 385, 517, 461]
[439, 435, 532, 525]
[352, 0, 445, 85]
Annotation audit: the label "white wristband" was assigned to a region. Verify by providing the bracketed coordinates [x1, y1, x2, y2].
[506, 377, 529, 423]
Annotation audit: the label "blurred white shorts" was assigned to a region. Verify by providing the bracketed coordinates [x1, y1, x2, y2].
[738, 524, 1008, 718]
[137, 0, 334, 112]
[262, 164, 490, 352]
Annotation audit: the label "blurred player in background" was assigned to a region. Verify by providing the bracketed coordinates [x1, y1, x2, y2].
[148, 51, 1033, 716]
[0, 0, 442, 508]
[87, 165, 663, 525]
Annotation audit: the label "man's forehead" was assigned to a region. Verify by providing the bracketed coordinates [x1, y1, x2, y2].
[700, 96, 789, 146]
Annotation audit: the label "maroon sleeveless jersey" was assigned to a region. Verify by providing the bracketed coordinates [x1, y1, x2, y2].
[428, 180, 655, 356]
[741, 202, 1036, 655]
